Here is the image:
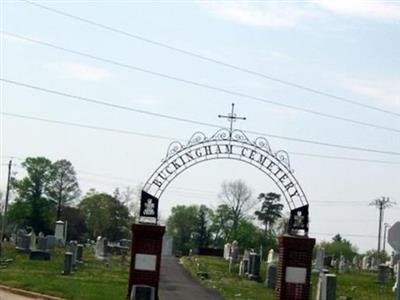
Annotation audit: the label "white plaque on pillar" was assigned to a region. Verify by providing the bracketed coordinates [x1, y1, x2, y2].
[285, 267, 307, 284]
[135, 254, 157, 271]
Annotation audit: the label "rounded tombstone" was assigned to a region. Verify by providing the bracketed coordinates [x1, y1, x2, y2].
[388, 222, 400, 252]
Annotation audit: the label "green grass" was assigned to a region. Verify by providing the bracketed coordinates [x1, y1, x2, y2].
[182, 256, 273, 300]
[0, 244, 397, 300]
[0, 242, 129, 300]
[182, 255, 397, 300]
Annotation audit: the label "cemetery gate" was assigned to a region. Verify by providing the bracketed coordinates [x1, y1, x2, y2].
[128, 104, 315, 300]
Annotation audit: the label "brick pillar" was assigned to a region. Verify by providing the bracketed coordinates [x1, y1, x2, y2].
[276, 235, 315, 300]
[127, 224, 165, 299]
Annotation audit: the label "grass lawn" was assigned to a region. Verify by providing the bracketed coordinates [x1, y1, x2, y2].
[0, 242, 129, 300]
[182, 255, 397, 300]
[0, 243, 397, 300]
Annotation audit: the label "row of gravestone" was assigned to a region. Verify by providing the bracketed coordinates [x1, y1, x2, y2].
[315, 248, 399, 274]
[314, 248, 400, 298]
[15, 229, 58, 261]
[63, 241, 84, 275]
[224, 242, 279, 289]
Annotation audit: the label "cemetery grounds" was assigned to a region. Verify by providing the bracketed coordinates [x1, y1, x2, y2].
[0, 242, 397, 300]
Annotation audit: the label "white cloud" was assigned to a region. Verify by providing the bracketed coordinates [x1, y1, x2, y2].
[199, 0, 400, 28]
[343, 77, 400, 107]
[316, 0, 400, 21]
[46, 62, 112, 82]
[198, 1, 314, 28]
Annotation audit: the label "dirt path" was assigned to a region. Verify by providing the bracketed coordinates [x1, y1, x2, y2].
[0, 285, 64, 300]
[159, 256, 226, 300]
[0, 289, 35, 300]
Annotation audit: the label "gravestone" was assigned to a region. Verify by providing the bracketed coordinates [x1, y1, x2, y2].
[338, 256, 347, 273]
[230, 241, 239, 262]
[37, 236, 48, 252]
[315, 248, 325, 272]
[324, 256, 332, 269]
[55, 220, 66, 245]
[362, 256, 369, 270]
[16, 229, 27, 244]
[266, 264, 277, 289]
[95, 237, 108, 260]
[29, 231, 37, 251]
[10, 233, 17, 244]
[370, 256, 377, 270]
[69, 241, 78, 265]
[223, 243, 231, 260]
[377, 264, 391, 284]
[317, 272, 336, 300]
[62, 252, 73, 275]
[267, 249, 275, 265]
[242, 250, 250, 275]
[76, 244, 84, 264]
[15, 234, 31, 253]
[31, 234, 52, 260]
[29, 250, 51, 260]
[248, 252, 261, 281]
[352, 255, 359, 270]
[46, 235, 57, 251]
[120, 239, 132, 248]
[238, 260, 244, 277]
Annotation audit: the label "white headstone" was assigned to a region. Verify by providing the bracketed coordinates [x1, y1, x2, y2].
[338, 255, 346, 273]
[94, 236, 108, 260]
[316, 248, 325, 271]
[223, 243, 231, 260]
[267, 249, 275, 265]
[231, 241, 239, 261]
[55, 221, 65, 244]
[362, 256, 369, 270]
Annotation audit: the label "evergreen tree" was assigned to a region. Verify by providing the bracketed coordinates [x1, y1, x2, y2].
[255, 192, 283, 234]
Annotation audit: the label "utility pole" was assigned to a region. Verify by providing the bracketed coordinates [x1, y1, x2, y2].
[369, 197, 395, 253]
[0, 159, 12, 242]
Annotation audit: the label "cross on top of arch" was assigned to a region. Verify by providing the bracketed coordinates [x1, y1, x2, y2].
[218, 103, 246, 139]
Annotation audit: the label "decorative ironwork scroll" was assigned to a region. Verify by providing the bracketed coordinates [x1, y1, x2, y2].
[143, 128, 308, 213]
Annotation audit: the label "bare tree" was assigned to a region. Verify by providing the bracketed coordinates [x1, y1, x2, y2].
[219, 179, 254, 240]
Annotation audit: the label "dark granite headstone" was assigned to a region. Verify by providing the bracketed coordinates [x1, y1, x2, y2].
[266, 264, 277, 289]
[198, 248, 223, 257]
[62, 252, 73, 275]
[29, 250, 51, 260]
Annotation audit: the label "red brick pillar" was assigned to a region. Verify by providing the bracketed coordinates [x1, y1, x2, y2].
[127, 224, 165, 299]
[276, 235, 315, 300]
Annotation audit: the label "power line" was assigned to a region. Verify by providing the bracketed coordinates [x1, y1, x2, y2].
[23, 0, 400, 118]
[3, 32, 400, 135]
[4, 158, 398, 209]
[288, 151, 400, 165]
[310, 232, 377, 239]
[2, 111, 179, 142]
[2, 94, 400, 157]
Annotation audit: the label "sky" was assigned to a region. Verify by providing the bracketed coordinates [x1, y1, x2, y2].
[0, 0, 399, 252]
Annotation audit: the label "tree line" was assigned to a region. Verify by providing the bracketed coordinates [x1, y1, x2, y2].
[166, 180, 285, 254]
[1, 156, 366, 261]
[3, 156, 134, 242]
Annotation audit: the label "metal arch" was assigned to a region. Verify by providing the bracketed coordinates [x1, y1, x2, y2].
[142, 128, 308, 211]
[148, 156, 300, 210]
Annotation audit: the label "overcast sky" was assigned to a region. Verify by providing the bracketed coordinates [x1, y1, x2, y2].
[1, 0, 399, 252]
